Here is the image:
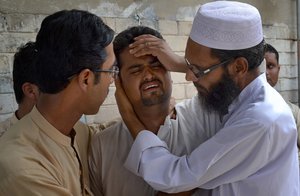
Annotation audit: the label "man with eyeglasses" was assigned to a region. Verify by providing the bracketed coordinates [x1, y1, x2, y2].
[89, 26, 221, 196]
[115, 1, 299, 195]
[0, 10, 116, 195]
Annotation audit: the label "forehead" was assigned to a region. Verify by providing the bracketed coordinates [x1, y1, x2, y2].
[264, 52, 278, 63]
[264, 52, 276, 59]
[185, 38, 215, 63]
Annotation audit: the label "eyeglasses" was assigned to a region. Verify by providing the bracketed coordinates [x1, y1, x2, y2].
[185, 58, 232, 79]
[94, 65, 119, 79]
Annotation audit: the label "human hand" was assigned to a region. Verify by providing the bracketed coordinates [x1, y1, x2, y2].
[129, 34, 187, 73]
[115, 78, 145, 138]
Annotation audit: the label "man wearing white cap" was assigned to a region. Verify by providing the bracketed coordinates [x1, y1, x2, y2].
[115, 1, 299, 195]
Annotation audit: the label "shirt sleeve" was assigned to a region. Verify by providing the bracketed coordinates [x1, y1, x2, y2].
[124, 119, 270, 193]
[0, 169, 73, 196]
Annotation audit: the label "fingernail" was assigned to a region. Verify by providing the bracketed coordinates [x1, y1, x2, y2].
[129, 49, 133, 54]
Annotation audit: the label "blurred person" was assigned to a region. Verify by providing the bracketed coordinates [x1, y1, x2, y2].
[0, 42, 39, 137]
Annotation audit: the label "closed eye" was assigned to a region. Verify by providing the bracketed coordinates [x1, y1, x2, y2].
[150, 61, 164, 69]
[128, 65, 143, 74]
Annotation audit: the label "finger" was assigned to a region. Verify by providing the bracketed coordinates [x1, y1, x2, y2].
[114, 78, 125, 96]
[133, 34, 160, 41]
[129, 41, 162, 56]
[131, 45, 163, 57]
[128, 43, 146, 55]
[131, 47, 153, 57]
[129, 37, 162, 49]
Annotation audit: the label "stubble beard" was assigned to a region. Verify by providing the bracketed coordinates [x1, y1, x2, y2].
[141, 90, 170, 106]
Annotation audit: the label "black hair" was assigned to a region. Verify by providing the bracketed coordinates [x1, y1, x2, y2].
[13, 42, 37, 104]
[211, 40, 265, 71]
[265, 43, 279, 63]
[35, 9, 114, 93]
[113, 26, 163, 69]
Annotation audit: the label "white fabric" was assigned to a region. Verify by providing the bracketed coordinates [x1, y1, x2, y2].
[89, 97, 222, 196]
[190, 1, 263, 50]
[125, 74, 299, 195]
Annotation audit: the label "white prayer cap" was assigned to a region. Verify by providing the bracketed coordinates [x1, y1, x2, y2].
[190, 1, 263, 50]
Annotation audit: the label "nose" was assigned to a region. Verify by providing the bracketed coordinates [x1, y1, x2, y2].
[143, 66, 155, 81]
[185, 69, 198, 82]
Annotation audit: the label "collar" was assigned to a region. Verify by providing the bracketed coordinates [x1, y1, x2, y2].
[29, 106, 75, 146]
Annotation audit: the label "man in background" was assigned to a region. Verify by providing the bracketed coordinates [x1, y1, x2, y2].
[264, 42, 300, 163]
[0, 42, 39, 137]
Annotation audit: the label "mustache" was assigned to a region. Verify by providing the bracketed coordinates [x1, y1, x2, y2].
[193, 82, 209, 94]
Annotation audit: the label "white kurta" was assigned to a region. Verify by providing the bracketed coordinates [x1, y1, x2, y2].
[125, 74, 299, 196]
[89, 97, 222, 196]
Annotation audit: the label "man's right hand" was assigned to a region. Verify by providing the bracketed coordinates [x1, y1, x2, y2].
[128, 34, 187, 73]
[115, 78, 145, 139]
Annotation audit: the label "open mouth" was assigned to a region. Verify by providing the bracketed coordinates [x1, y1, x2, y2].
[143, 84, 159, 90]
[141, 80, 161, 92]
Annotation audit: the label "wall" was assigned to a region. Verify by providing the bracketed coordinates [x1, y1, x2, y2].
[0, 0, 297, 123]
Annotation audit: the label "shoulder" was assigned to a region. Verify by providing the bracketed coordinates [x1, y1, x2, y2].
[89, 121, 134, 163]
[286, 101, 300, 114]
[0, 139, 58, 184]
[91, 121, 129, 146]
[0, 116, 14, 137]
[0, 167, 66, 195]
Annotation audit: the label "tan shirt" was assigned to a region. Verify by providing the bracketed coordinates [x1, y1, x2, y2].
[0, 113, 18, 137]
[0, 106, 93, 196]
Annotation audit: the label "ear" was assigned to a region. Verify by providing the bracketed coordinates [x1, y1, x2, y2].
[22, 83, 39, 101]
[77, 69, 94, 91]
[229, 57, 248, 77]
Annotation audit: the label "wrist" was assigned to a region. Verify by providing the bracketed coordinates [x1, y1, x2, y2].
[123, 116, 145, 139]
[170, 55, 187, 73]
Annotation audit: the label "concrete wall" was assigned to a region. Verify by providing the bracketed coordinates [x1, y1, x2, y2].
[0, 0, 298, 124]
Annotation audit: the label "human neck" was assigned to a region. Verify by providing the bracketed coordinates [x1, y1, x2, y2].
[134, 102, 170, 135]
[36, 93, 82, 136]
[237, 68, 261, 91]
[16, 101, 35, 120]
